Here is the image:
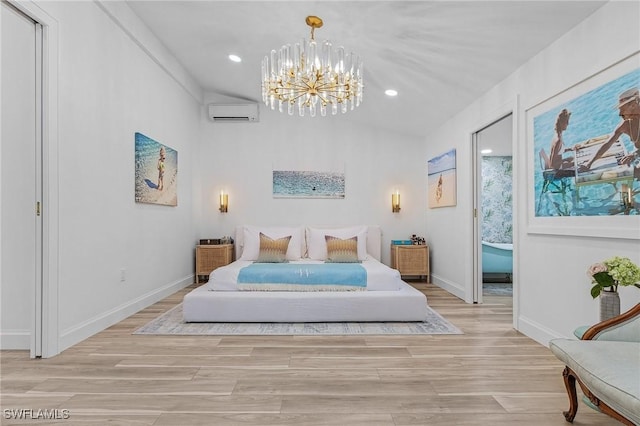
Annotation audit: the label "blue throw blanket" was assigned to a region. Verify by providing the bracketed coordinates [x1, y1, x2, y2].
[237, 263, 367, 291]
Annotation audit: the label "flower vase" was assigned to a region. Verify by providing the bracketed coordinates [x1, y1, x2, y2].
[599, 290, 620, 322]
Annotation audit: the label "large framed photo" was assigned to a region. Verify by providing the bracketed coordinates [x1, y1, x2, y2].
[273, 164, 345, 199]
[526, 53, 639, 239]
[428, 149, 457, 208]
[134, 132, 178, 206]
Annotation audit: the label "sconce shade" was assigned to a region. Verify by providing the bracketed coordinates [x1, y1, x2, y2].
[392, 191, 401, 213]
[219, 191, 228, 213]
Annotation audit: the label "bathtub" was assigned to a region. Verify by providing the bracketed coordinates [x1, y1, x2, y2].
[482, 241, 513, 274]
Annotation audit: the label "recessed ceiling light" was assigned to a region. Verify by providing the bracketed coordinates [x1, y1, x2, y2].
[228, 54, 242, 63]
[481, 149, 493, 154]
[385, 89, 398, 97]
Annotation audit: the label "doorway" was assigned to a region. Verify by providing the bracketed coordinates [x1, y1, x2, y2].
[1, 0, 43, 356]
[473, 114, 514, 304]
[1, 0, 58, 358]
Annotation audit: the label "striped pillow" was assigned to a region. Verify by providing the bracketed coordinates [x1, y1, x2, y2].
[255, 233, 291, 263]
[325, 235, 360, 263]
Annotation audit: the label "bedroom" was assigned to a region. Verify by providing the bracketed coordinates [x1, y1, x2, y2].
[1, 1, 639, 421]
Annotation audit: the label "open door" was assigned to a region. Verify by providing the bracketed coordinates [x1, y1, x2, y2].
[1, 1, 44, 357]
[472, 114, 514, 304]
[2, 0, 60, 358]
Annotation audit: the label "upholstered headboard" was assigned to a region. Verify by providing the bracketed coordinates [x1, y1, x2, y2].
[234, 225, 382, 261]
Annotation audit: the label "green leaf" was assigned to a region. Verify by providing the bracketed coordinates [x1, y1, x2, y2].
[591, 284, 602, 299]
[593, 271, 615, 287]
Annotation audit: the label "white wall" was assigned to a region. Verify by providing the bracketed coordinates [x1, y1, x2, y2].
[198, 96, 426, 266]
[426, 1, 640, 344]
[19, 1, 200, 352]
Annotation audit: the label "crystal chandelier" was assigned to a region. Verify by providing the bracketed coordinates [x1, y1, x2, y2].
[261, 16, 363, 117]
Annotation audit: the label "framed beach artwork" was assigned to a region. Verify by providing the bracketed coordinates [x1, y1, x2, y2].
[428, 148, 457, 208]
[134, 132, 178, 206]
[527, 52, 639, 239]
[273, 164, 345, 199]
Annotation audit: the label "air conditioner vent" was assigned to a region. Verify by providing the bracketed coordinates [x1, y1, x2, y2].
[208, 103, 259, 123]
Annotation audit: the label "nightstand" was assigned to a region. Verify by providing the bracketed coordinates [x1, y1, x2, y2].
[391, 244, 430, 282]
[195, 244, 234, 284]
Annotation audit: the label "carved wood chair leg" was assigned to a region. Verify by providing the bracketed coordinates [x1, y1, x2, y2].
[562, 366, 578, 422]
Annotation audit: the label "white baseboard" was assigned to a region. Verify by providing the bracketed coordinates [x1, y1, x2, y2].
[517, 313, 565, 347]
[430, 273, 466, 301]
[430, 275, 562, 348]
[0, 330, 30, 350]
[59, 275, 193, 352]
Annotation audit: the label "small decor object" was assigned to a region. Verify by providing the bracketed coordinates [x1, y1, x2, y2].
[199, 239, 221, 245]
[599, 290, 620, 322]
[410, 234, 426, 245]
[587, 256, 640, 321]
[134, 132, 177, 206]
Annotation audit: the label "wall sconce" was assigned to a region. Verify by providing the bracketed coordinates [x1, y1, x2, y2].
[392, 190, 401, 213]
[219, 190, 228, 213]
[620, 184, 632, 210]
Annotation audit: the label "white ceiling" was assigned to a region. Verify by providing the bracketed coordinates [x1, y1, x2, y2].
[126, 1, 606, 139]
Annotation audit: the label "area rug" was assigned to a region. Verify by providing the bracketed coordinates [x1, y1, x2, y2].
[483, 283, 513, 296]
[134, 304, 462, 336]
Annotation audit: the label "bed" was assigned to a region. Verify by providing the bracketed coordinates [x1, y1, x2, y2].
[182, 225, 428, 322]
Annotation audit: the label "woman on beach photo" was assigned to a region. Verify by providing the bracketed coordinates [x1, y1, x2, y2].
[157, 146, 165, 191]
[436, 173, 443, 202]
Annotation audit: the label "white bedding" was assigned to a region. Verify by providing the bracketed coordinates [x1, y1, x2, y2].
[207, 258, 403, 291]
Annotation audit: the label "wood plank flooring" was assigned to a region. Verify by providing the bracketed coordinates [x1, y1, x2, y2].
[1, 283, 619, 425]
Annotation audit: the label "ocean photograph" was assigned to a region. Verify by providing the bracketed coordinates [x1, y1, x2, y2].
[533, 67, 639, 217]
[273, 170, 345, 198]
[134, 132, 178, 206]
[428, 149, 457, 208]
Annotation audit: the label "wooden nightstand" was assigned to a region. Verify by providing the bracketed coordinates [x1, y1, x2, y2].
[391, 244, 430, 282]
[195, 244, 234, 284]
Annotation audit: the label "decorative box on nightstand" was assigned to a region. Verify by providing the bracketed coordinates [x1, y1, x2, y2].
[391, 244, 430, 282]
[195, 243, 234, 284]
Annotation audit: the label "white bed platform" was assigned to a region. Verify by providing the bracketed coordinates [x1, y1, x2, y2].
[184, 281, 427, 322]
[183, 226, 428, 322]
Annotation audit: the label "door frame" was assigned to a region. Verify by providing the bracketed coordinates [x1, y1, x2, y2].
[471, 130, 483, 305]
[7, 0, 60, 358]
[470, 97, 519, 329]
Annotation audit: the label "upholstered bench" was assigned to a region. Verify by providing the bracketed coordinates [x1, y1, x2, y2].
[549, 304, 640, 425]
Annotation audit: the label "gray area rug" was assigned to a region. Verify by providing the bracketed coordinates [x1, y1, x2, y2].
[483, 283, 513, 296]
[134, 304, 463, 336]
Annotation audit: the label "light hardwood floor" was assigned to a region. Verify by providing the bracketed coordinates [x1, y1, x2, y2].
[1, 283, 618, 425]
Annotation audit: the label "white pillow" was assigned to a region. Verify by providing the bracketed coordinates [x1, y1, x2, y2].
[306, 226, 368, 260]
[240, 226, 303, 261]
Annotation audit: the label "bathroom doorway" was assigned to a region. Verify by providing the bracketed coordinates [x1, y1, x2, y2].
[473, 114, 513, 303]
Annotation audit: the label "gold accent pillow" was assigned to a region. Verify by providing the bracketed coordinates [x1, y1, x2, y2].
[255, 233, 291, 263]
[325, 235, 360, 263]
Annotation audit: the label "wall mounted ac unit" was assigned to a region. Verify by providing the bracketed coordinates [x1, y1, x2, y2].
[208, 103, 259, 122]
